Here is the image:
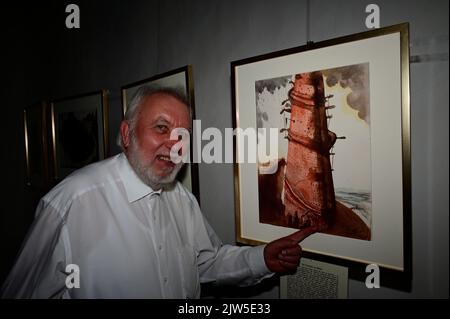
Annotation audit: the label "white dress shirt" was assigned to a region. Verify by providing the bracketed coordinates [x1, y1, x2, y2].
[1, 153, 272, 299]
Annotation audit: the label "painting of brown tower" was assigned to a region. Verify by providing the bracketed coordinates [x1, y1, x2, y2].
[283, 72, 337, 230]
[256, 63, 371, 240]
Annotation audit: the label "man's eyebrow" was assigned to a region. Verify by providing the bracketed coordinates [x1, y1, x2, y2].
[152, 116, 192, 132]
[152, 117, 170, 125]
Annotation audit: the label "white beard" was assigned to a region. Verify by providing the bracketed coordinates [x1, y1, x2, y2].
[127, 133, 183, 190]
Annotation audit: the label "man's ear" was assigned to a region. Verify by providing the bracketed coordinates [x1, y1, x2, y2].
[120, 121, 131, 148]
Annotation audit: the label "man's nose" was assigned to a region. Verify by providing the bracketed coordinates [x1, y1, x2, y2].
[164, 136, 179, 149]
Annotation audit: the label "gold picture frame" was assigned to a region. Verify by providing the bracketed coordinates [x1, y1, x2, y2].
[231, 23, 411, 289]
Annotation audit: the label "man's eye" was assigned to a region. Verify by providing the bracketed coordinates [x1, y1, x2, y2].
[156, 125, 168, 132]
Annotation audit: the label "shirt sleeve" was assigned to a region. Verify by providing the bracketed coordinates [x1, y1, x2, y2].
[0, 199, 71, 299]
[189, 199, 274, 287]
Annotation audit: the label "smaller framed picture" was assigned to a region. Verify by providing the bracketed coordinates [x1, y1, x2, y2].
[279, 257, 348, 299]
[50, 90, 109, 181]
[121, 65, 200, 201]
[23, 101, 49, 190]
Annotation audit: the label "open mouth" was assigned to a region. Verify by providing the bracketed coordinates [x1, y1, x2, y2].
[157, 154, 175, 165]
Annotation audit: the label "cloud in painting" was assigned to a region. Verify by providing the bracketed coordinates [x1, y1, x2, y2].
[323, 63, 370, 124]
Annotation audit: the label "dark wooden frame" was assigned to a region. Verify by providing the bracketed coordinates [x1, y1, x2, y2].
[50, 90, 109, 181]
[23, 101, 50, 190]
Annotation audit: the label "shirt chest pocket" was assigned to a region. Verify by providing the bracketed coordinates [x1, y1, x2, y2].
[177, 246, 200, 298]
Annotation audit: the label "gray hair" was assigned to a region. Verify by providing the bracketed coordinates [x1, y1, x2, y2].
[117, 85, 191, 149]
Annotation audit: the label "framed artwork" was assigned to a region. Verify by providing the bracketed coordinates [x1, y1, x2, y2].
[121, 65, 200, 201]
[231, 23, 411, 287]
[24, 101, 49, 190]
[50, 90, 109, 181]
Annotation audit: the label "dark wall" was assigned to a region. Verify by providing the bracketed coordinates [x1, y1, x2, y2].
[48, 0, 160, 154]
[1, 2, 52, 285]
[0, 0, 160, 285]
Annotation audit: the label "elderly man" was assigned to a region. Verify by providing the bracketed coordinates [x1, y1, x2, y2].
[1, 86, 316, 298]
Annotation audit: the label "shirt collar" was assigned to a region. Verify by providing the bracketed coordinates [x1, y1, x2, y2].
[118, 153, 162, 203]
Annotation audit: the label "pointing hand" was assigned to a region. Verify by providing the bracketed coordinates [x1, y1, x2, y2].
[263, 226, 318, 274]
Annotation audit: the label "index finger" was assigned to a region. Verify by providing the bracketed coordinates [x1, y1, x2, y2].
[286, 226, 318, 243]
